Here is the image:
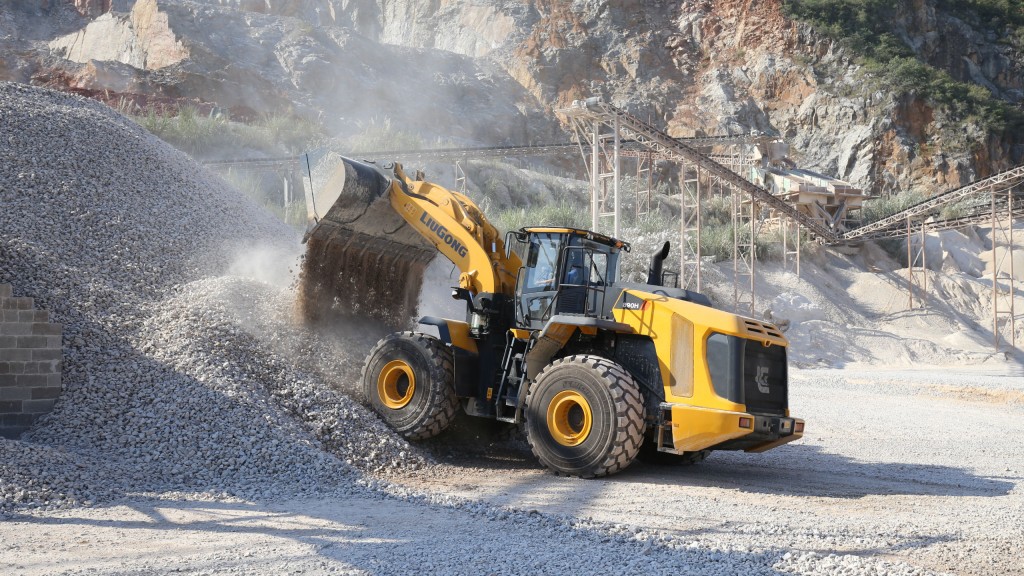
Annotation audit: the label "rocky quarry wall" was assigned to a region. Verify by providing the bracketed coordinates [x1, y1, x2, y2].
[5, 0, 1023, 194]
[0, 284, 63, 439]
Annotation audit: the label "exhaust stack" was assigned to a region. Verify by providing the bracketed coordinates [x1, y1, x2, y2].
[646, 241, 671, 286]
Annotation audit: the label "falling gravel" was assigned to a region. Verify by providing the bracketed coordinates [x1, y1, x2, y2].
[0, 81, 421, 513]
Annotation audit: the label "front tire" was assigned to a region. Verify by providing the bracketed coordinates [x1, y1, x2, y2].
[525, 355, 645, 478]
[362, 332, 458, 440]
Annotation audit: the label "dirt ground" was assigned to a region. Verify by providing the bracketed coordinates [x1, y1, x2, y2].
[2, 366, 1022, 576]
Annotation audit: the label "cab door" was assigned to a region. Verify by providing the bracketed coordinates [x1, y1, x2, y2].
[513, 232, 565, 329]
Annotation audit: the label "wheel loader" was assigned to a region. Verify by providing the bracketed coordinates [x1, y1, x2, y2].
[300, 152, 803, 478]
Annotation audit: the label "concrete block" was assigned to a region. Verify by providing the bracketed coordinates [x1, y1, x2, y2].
[8, 361, 25, 374]
[33, 310, 49, 322]
[32, 323, 62, 336]
[31, 386, 61, 400]
[0, 387, 32, 401]
[0, 336, 15, 348]
[1, 413, 35, 427]
[16, 374, 47, 387]
[0, 323, 32, 336]
[0, 297, 33, 310]
[34, 360, 59, 375]
[0, 400, 23, 413]
[32, 349, 62, 361]
[0, 374, 16, 387]
[0, 284, 11, 298]
[0, 362, 7, 374]
[22, 399, 56, 414]
[0, 426, 28, 439]
[46, 336, 62, 348]
[47, 374, 61, 387]
[16, 336, 47, 349]
[0, 349, 32, 362]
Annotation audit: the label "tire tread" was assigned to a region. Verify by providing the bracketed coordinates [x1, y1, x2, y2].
[361, 331, 458, 440]
[526, 355, 645, 478]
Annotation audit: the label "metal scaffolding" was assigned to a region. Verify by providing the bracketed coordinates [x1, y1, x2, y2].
[680, 161, 702, 292]
[561, 98, 787, 312]
[733, 194, 757, 315]
[454, 161, 467, 194]
[636, 151, 654, 218]
[991, 186, 1017, 351]
[906, 216, 928, 310]
[781, 215, 801, 275]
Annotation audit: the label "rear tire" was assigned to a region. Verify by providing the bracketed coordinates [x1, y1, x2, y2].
[525, 355, 645, 478]
[362, 331, 458, 440]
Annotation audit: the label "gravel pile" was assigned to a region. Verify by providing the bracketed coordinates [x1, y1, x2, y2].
[0, 81, 422, 513]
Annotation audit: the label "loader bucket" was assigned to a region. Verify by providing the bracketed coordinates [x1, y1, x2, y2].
[297, 150, 436, 329]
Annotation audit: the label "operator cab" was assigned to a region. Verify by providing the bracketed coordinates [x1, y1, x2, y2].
[506, 227, 628, 330]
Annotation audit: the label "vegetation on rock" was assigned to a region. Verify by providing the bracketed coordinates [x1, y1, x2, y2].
[783, 0, 1024, 138]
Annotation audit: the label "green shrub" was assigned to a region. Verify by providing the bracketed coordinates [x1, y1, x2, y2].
[861, 190, 928, 223]
[494, 201, 590, 233]
[135, 107, 325, 157]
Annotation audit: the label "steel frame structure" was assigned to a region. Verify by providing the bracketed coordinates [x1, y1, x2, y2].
[679, 161, 702, 292]
[733, 194, 757, 315]
[842, 165, 1024, 242]
[781, 216, 801, 275]
[560, 98, 837, 240]
[906, 217, 928, 310]
[560, 98, 818, 312]
[991, 187, 1017, 351]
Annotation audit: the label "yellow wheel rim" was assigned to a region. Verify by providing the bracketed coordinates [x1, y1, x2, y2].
[377, 360, 416, 409]
[546, 390, 593, 446]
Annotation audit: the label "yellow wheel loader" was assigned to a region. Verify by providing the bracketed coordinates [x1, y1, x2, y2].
[300, 152, 804, 478]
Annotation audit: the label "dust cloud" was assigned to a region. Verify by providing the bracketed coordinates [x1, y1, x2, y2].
[227, 243, 303, 289]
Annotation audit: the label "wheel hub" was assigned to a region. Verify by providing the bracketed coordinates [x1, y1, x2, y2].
[377, 360, 416, 409]
[547, 390, 593, 446]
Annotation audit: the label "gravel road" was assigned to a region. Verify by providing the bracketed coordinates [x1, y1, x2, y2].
[396, 366, 1024, 576]
[3, 367, 1021, 575]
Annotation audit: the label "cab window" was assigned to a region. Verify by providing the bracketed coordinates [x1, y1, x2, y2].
[523, 234, 562, 292]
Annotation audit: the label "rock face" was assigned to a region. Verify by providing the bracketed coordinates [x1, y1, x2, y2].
[70, 0, 112, 17]
[29, 0, 550, 144]
[316, 0, 1023, 193]
[50, 0, 188, 70]
[894, 1, 1023, 103]
[4, 0, 1023, 191]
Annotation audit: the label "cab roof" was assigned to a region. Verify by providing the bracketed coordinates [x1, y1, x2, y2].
[519, 227, 630, 251]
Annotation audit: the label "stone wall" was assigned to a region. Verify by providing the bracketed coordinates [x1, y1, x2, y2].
[0, 284, 63, 439]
